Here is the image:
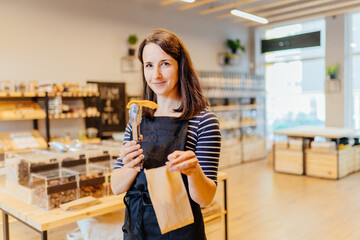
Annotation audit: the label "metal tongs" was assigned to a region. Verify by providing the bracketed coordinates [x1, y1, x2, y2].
[127, 100, 158, 171]
[129, 103, 143, 170]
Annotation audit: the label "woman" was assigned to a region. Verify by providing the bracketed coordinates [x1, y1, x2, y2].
[111, 29, 221, 240]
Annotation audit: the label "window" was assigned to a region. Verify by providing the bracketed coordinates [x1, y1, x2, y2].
[350, 11, 360, 128]
[257, 19, 326, 136]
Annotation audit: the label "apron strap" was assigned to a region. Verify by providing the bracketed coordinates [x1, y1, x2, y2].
[123, 190, 151, 240]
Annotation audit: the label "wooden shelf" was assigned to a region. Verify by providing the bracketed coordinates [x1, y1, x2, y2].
[220, 120, 264, 130]
[0, 116, 46, 121]
[48, 112, 100, 119]
[47, 92, 99, 98]
[211, 104, 264, 112]
[0, 92, 99, 98]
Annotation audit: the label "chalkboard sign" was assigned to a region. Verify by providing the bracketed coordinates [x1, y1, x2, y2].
[86, 81, 126, 138]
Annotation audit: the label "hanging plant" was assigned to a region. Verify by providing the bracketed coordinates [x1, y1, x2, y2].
[226, 39, 245, 54]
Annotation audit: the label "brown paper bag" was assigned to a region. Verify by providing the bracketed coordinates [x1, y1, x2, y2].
[145, 165, 194, 234]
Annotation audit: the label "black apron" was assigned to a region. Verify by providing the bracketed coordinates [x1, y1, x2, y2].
[122, 117, 206, 240]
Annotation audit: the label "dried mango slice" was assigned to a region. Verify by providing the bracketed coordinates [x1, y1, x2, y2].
[127, 100, 158, 109]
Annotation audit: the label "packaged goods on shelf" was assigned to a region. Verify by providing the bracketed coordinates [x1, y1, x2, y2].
[199, 71, 266, 167]
[5, 150, 60, 187]
[0, 102, 46, 120]
[37, 82, 54, 93]
[31, 168, 78, 210]
[48, 96, 62, 115]
[27, 81, 38, 93]
[0, 131, 47, 151]
[0, 80, 12, 93]
[198, 71, 265, 98]
[63, 163, 107, 198]
[14, 82, 26, 93]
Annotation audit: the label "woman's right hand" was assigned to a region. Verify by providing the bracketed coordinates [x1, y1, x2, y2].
[119, 140, 144, 169]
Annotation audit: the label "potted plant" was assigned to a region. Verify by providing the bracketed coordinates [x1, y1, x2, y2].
[223, 53, 233, 65]
[326, 64, 339, 80]
[226, 39, 245, 54]
[128, 34, 138, 56]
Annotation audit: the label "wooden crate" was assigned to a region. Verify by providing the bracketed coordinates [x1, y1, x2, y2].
[243, 138, 266, 162]
[219, 139, 241, 169]
[288, 139, 303, 151]
[306, 148, 354, 179]
[353, 145, 360, 172]
[274, 149, 303, 175]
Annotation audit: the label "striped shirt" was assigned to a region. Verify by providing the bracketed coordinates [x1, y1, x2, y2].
[114, 109, 221, 184]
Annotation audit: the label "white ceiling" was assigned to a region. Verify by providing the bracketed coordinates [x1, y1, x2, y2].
[159, 0, 360, 27]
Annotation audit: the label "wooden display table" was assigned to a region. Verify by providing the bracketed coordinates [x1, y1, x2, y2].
[273, 126, 360, 179]
[0, 189, 124, 240]
[1, 172, 228, 240]
[274, 126, 360, 139]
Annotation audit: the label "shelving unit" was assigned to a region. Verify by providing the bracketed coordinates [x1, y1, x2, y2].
[0, 91, 101, 144]
[199, 71, 266, 169]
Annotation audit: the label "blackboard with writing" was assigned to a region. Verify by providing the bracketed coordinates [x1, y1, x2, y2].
[86, 81, 126, 138]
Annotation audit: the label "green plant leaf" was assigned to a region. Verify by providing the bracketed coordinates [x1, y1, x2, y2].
[226, 38, 245, 53]
[128, 34, 138, 45]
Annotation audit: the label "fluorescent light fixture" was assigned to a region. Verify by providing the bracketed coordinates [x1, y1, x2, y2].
[231, 9, 268, 24]
[182, 0, 195, 2]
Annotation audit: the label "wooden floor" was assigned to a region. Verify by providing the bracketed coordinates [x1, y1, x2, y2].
[225, 160, 360, 240]
[2, 160, 360, 240]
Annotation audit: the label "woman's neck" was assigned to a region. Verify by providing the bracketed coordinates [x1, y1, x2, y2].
[154, 95, 181, 117]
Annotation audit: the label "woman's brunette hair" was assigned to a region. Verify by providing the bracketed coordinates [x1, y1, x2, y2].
[138, 29, 209, 120]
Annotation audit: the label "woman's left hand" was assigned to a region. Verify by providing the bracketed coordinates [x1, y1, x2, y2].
[166, 150, 200, 176]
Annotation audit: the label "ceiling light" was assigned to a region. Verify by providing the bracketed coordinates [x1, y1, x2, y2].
[350, 43, 357, 48]
[182, 0, 195, 2]
[231, 9, 268, 24]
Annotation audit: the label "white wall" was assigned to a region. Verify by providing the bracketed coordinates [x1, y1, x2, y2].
[0, 0, 250, 138]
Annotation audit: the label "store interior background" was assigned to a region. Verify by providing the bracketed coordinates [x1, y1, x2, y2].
[1, 0, 360, 239]
[0, 0, 252, 138]
[1, 0, 356, 140]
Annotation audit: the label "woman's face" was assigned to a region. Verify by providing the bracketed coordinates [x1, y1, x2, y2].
[143, 43, 179, 98]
